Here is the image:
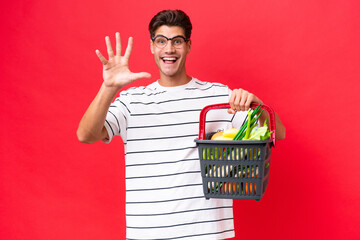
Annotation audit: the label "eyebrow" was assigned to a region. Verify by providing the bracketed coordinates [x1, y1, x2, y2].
[153, 35, 187, 40]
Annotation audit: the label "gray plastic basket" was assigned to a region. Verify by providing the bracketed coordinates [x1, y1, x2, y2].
[194, 103, 276, 201]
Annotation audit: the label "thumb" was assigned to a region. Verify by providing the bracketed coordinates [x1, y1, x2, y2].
[130, 72, 152, 81]
[227, 108, 236, 114]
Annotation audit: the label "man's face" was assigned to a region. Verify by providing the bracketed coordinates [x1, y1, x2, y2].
[150, 25, 191, 79]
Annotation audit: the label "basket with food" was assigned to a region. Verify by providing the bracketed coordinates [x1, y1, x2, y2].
[194, 103, 276, 201]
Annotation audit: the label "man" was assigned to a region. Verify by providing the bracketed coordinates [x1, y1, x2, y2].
[77, 9, 285, 240]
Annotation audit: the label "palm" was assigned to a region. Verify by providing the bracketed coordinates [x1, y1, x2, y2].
[103, 56, 132, 85]
[96, 33, 151, 88]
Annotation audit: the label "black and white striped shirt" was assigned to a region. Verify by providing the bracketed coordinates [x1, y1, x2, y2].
[104, 78, 247, 240]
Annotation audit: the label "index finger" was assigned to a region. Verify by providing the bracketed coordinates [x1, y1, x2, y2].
[228, 89, 237, 111]
[124, 37, 133, 60]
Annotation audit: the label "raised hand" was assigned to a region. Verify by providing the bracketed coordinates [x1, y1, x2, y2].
[96, 32, 151, 89]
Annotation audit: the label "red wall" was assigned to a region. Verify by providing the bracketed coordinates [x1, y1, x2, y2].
[1, 1, 359, 239]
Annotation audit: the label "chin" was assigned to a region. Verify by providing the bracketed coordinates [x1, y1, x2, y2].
[160, 68, 178, 77]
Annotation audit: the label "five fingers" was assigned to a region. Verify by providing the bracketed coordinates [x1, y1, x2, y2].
[96, 32, 129, 65]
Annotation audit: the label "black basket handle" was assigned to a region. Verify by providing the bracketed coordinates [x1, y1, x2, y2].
[198, 102, 276, 146]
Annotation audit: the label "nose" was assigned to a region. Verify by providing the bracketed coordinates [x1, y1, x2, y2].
[164, 40, 176, 53]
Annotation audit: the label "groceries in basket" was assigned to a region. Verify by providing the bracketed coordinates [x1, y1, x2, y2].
[195, 102, 276, 200]
[208, 104, 272, 141]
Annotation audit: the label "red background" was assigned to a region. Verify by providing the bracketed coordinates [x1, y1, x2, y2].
[1, 1, 359, 239]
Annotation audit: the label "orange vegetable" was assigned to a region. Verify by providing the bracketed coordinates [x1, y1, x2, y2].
[221, 182, 257, 195]
[245, 182, 257, 194]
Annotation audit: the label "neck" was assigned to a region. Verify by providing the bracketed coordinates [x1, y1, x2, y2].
[158, 73, 192, 87]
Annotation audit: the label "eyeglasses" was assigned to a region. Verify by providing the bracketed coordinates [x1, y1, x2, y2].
[151, 35, 189, 49]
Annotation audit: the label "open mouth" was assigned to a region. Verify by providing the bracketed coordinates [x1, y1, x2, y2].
[162, 57, 178, 64]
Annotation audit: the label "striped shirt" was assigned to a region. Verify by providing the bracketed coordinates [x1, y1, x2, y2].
[103, 78, 247, 240]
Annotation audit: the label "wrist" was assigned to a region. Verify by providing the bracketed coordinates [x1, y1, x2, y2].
[102, 82, 122, 91]
[103, 80, 124, 90]
[100, 83, 122, 99]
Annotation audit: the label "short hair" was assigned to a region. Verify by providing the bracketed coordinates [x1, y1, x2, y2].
[149, 10, 192, 39]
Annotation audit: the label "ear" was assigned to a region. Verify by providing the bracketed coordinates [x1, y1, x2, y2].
[150, 39, 155, 54]
[187, 39, 191, 54]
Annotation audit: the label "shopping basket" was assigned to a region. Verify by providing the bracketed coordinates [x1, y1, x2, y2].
[194, 102, 276, 201]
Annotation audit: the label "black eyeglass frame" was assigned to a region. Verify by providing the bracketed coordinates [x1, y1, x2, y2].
[151, 35, 189, 48]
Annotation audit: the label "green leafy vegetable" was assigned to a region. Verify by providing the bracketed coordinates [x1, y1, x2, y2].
[249, 119, 273, 140]
[233, 104, 263, 140]
[232, 105, 272, 141]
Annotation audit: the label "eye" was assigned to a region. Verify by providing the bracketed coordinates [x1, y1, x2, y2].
[173, 38, 184, 45]
[156, 38, 166, 44]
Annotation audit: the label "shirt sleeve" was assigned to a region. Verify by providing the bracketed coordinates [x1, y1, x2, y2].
[102, 94, 130, 144]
